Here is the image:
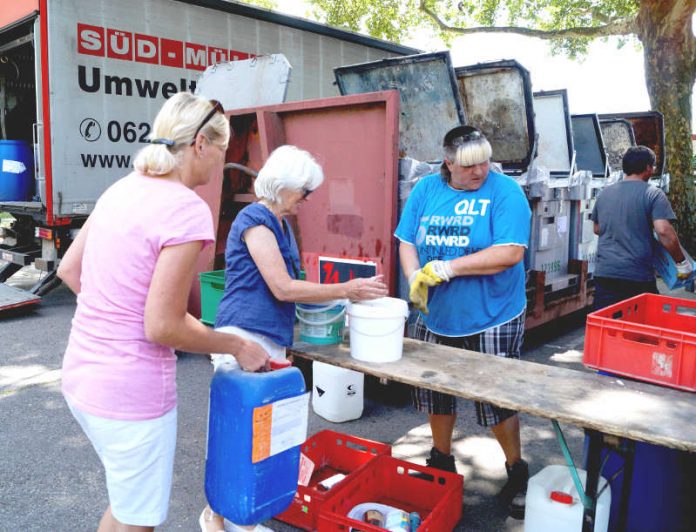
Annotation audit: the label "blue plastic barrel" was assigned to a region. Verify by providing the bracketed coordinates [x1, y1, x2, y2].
[205, 365, 306, 525]
[587, 439, 696, 532]
[0, 140, 34, 201]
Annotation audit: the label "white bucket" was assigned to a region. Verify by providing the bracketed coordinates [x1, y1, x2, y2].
[524, 464, 611, 532]
[346, 297, 409, 363]
[312, 361, 364, 422]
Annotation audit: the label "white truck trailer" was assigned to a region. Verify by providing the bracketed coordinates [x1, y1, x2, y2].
[0, 0, 415, 310]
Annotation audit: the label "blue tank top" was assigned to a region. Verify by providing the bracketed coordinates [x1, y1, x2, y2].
[215, 203, 300, 346]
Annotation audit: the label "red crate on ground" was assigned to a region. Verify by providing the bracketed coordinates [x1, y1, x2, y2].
[317, 455, 463, 532]
[584, 294, 696, 391]
[276, 430, 391, 531]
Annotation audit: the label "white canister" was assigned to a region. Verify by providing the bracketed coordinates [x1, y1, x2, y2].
[312, 361, 364, 423]
[524, 464, 611, 532]
[346, 297, 409, 363]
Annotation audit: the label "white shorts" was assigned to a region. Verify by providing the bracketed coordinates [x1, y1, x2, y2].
[211, 325, 286, 370]
[66, 401, 177, 526]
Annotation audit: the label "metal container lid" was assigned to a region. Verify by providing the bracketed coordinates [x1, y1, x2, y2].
[334, 51, 466, 162]
[454, 59, 535, 175]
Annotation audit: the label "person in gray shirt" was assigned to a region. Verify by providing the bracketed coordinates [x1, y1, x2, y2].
[591, 146, 692, 309]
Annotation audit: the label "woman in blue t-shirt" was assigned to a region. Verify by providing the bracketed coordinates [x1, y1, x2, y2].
[200, 145, 387, 532]
[395, 126, 531, 519]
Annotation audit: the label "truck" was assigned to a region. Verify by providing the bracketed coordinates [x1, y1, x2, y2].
[0, 0, 415, 311]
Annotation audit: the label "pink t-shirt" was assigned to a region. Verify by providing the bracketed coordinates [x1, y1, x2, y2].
[62, 172, 215, 420]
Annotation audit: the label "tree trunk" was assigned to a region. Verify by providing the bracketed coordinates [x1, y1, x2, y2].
[637, 0, 696, 254]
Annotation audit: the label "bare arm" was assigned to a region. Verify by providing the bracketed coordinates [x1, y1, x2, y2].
[144, 240, 269, 371]
[245, 225, 387, 302]
[399, 241, 421, 281]
[449, 245, 525, 277]
[57, 217, 92, 294]
[654, 219, 686, 263]
[594, 222, 600, 236]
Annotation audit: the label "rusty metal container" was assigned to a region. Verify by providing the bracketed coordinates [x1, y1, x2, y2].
[334, 51, 465, 162]
[455, 59, 536, 175]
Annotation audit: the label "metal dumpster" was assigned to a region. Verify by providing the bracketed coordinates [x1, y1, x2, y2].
[195, 91, 401, 300]
[454, 59, 536, 176]
[334, 51, 465, 162]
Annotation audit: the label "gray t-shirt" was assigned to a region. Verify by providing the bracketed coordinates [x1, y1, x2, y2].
[591, 180, 675, 282]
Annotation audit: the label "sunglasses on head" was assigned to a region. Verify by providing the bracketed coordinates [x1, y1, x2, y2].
[190, 99, 224, 146]
[450, 130, 482, 147]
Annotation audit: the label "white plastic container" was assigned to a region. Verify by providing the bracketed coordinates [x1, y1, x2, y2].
[524, 464, 611, 532]
[311, 361, 364, 422]
[346, 297, 409, 363]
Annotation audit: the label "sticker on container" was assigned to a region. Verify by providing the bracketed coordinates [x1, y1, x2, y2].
[72, 203, 89, 214]
[651, 351, 673, 378]
[2, 159, 26, 174]
[298, 453, 315, 487]
[557, 215, 568, 234]
[540, 228, 549, 248]
[251, 392, 310, 463]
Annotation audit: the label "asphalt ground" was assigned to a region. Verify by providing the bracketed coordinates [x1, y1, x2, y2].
[1, 268, 693, 531]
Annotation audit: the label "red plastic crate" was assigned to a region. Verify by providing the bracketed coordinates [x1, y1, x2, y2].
[275, 430, 391, 531]
[584, 294, 696, 391]
[317, 455, 463, 532]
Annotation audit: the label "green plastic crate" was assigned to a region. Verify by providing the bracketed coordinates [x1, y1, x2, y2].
[199, 270, 225, 325]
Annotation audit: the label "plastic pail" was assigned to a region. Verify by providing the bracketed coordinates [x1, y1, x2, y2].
[205, 365, 307, 525]
[346, 297, 409, 363]
[524, 464, 610, 532]
[312, 361, 364, 422]
[0, 140, 34, 201]
[296, 301, 346, 345]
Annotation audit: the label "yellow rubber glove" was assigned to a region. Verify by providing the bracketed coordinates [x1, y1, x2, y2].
[408, 261, 453, 314]
[409, 275, 430, 314]
[422, 260, 454, 283]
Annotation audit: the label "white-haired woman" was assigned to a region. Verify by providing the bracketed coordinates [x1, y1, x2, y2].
[200, 145, 388, 532]
[395, 125, 532, 519]
[58, 92, 268, 532]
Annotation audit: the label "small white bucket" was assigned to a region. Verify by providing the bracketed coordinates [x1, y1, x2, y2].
[346, 297, 409, 363]
[312, 361, 364, 423]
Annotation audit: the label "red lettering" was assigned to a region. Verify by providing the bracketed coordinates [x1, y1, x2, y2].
[321, 263, 340, 284]
[77, 23, 104, 56]
[106, 29, 133, 61]
[185, 43, 207, 70]
[134, 34, 159, 64]
[229, 50, 251, 61]
[208, 46, 228, 65]
[76, 23, 252, 70]
[161, 38, 184, 68]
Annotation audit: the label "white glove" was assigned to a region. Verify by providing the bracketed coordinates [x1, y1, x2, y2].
[676, 259, 693, 280]
[422, 260, 454, 282]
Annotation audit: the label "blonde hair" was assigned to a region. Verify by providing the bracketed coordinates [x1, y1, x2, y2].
[254, 145, 324, 203]
[441, 125, 492, 180]
[133, 92, 229, 176]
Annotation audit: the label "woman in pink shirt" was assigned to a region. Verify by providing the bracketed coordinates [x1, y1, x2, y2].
[58, 92, 268, 532]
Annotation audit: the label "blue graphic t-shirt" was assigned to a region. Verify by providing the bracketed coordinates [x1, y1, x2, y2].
[215, 203, 301, 346]
[395, 170, 531, 336]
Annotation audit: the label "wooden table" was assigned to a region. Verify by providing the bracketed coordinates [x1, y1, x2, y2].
[289, 337, 696, 530]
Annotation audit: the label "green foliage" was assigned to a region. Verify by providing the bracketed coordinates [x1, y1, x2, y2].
[235, 0, 277, 11]
[286, 1, 640, 56]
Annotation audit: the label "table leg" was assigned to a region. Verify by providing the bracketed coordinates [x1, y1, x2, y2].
[583, 429, 602, 532]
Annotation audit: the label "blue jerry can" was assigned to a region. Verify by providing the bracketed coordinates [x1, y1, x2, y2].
[205, 364, 308, 525]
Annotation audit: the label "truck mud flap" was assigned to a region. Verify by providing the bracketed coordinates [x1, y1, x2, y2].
[0, 283, 41, 312]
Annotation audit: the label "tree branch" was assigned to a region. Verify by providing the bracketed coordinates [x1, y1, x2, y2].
[419, 1, 637, 40]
